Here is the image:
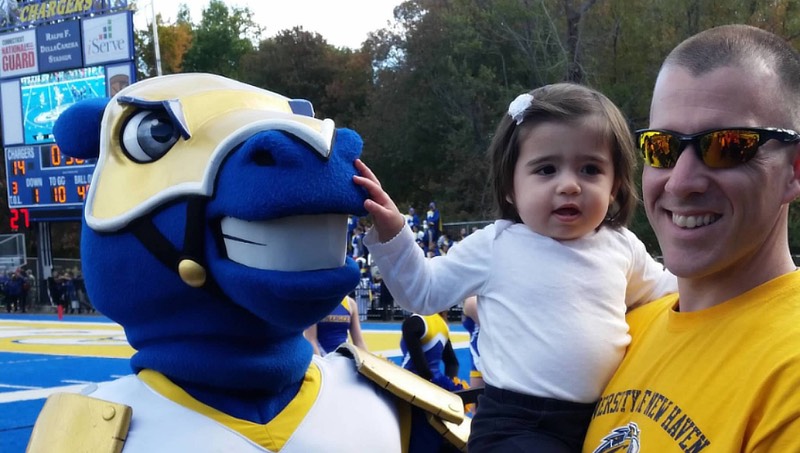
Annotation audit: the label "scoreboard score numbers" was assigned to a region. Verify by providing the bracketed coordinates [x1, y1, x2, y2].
[5, 143, 94, 210]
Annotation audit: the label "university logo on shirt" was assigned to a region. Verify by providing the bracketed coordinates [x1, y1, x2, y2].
[593, 422, 640, 453]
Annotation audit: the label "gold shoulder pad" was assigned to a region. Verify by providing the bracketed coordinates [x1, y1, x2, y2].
[27, 392, 132, 453]
[426, 413, 471, 452]
[336, 344, 470, 451]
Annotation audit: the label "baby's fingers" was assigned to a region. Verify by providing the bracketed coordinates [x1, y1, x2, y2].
[353, 161, 391, 205]
[354, 159, 380, 187]
[353, 174, 388, 203]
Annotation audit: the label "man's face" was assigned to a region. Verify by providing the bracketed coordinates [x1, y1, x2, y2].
[643, 64, 799, 286]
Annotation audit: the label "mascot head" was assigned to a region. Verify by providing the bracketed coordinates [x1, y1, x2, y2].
[54, 74, 368, 390]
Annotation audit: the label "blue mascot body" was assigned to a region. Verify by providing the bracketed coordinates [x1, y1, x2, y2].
[25, 74, 468, 452]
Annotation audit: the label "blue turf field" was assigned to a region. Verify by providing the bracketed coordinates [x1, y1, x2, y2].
[0, 314, 471, 452]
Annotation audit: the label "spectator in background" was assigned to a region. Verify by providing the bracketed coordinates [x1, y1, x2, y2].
[405, 206, 420, 229]
[1, 272, 10, 313]
[304, 295, 368, 355]
[350, 226, 366, 259]
[47, 272, 64, 310]
[426, 202, 442, 243]
[62, 271, 80, 314]
[73, 271, 93, 313]
[352, 259, 373, 323]
[374, 267, 395, 321]
[462, 296, 484, 389]
[400, 311, 463, 392]
[415, 237, 427, 256]
[23, 269, 34, 311]
[437, 233, 453, 256]
[346, 215, 359, 255]
[420, 221, 436, 256]
[19, 269, 30, 313]
[456, 228, 469, 244]
[5, 270, 24, 313]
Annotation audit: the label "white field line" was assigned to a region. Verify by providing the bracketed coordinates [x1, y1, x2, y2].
[0, 381, 114, 403]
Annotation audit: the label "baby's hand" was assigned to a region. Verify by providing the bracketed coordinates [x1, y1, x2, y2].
[353, 159, 405, 242]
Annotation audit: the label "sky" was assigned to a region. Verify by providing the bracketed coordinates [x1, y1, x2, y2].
[132, 0, 404, 49]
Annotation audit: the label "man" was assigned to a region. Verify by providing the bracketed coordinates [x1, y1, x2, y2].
[584, 25, 800, 452]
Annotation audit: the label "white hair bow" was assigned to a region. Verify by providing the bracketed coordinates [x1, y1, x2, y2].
[508, 93, 533, 125]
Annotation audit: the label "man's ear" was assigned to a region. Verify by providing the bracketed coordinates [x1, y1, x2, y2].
[783, 143, 800, 204]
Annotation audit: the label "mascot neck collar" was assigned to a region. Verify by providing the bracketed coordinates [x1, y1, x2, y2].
[130, 333, 313, 394]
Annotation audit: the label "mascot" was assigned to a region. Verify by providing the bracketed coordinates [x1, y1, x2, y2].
[26, 74, 468, 452]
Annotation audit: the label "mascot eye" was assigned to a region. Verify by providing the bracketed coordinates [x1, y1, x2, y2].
[121, 110, 180, 162]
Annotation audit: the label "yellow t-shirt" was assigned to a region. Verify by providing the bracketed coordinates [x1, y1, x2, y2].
[584, 271, 800, 452]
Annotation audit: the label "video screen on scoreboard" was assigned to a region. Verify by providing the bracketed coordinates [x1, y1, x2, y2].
[20, 65, 107, 145]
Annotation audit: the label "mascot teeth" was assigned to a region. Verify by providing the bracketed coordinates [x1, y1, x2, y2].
[221, 215, 348, 271]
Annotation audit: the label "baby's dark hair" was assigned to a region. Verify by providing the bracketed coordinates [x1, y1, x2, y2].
[488, 83, 638, 228]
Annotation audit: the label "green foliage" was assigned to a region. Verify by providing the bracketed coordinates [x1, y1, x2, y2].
[181, 0, 262, 79]
[789, 201, 800, 255]
[240, 28, 372, 126]
[135, 13, 193, 79]
[17, 0, 800, 256]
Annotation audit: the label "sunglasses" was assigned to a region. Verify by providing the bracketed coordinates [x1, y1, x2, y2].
[636, 127, 800, 169]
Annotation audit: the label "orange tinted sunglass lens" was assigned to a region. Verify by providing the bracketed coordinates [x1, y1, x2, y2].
[640, 131, 677, 168]
[700, 130, 759, 168]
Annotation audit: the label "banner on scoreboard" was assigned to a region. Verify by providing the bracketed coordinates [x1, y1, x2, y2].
[0, 1, 129, 33]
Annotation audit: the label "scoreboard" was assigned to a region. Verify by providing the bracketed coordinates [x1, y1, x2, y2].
[0, 5, 135, 225]
[5, 143, 93, 210]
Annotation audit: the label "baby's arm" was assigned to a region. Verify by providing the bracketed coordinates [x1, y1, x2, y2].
[353, 159, 405, 243]
[355, 159, 490, 314]
[623, 229, 678, 309]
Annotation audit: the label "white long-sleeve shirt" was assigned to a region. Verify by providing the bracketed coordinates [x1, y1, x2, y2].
[364, 220, 676, 403]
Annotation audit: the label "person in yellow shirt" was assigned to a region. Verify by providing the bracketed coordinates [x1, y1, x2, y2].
[584, 24, 800, 452]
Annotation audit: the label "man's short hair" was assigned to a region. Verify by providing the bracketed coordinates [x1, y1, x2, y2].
[663, 24, 800, 124]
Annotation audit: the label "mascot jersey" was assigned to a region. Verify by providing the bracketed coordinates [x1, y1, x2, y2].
[583, 271, 800, 453]
[401, 313, 450, 378]
[85, 355, 402, 452]
[316, 297, 352, 354]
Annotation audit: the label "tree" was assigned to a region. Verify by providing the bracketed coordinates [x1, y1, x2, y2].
[240, 27, 372, 126]
[135, 10, 193, 79]
[359, 0, 574, 220]
[181, 0, 262, 79]
[121, 0, 800, 247]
